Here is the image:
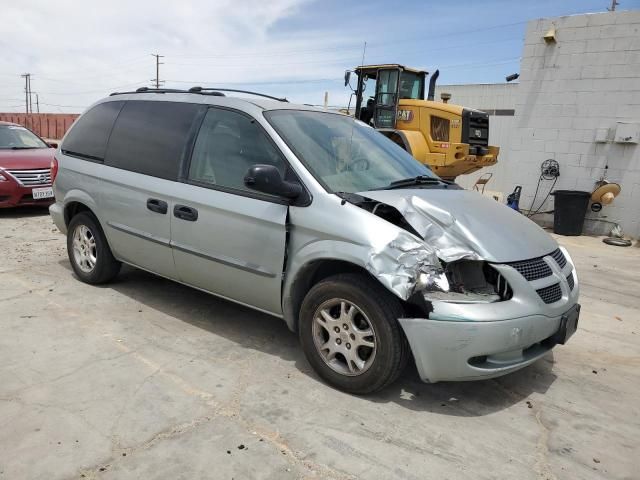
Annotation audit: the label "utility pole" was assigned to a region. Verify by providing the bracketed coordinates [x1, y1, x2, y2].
[151, 53, 164, 88]
[35, 93, 40, 113]
[20, 73, 30, 114]
[27, 75, 33, 113]
[608, 0, 619, 11]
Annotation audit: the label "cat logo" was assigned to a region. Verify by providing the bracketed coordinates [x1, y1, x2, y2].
[474, 129, 482, 138]
[396, 109, 413, 122]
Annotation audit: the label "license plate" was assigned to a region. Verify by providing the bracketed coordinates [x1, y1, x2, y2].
[32, 187, 54, 200]
[554, 304, 580, 345]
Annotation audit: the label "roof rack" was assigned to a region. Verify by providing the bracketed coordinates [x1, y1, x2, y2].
[110, 86, 287, 102]
[109, 87, 190, 96]
[188, 87, 288, 102]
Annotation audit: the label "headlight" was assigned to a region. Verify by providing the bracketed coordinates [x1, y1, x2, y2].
[0, 171, 8, 182]
[422, 260, 512, 303]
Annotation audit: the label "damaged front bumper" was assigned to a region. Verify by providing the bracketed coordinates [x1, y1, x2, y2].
[398, 256, 580, 383]
[400, 313, 563, 383]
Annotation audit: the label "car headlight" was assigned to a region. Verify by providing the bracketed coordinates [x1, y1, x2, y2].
[422, 260, 512, 303]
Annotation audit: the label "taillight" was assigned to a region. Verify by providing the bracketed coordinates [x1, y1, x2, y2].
[51, 156, 59, 184]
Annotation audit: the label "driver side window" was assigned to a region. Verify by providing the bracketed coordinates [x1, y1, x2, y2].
[189, 108, 285, 192]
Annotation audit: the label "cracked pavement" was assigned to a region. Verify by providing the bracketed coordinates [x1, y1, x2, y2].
[1, 207, 639, 479]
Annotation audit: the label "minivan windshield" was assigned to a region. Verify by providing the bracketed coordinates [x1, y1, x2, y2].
[0, 125, 49, 150]
[264, 110, 438, 194]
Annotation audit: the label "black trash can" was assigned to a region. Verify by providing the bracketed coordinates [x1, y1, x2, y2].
[551, 190, 591, 236]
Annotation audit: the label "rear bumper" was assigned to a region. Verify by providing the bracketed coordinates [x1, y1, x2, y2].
[399, 312, 569, 383]
[0, 181, 54, 208]
[49, 201, 67, 234]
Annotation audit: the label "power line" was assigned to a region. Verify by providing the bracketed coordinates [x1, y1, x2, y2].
[164, 78, 339, 85]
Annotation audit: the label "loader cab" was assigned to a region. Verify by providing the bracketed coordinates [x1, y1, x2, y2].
[349, 64, 427, 129]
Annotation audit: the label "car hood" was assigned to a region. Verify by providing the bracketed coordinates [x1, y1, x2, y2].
[361, 188, 558, 263]
[0, 148, 55, 170]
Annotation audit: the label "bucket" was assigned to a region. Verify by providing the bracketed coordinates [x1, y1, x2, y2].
[551, 190, 591, 236]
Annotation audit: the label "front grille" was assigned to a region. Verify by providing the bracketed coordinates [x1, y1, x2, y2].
[5, 168, 52, 186]
[567, 273, 575, 291]
[550, 248, 567, 269]
[430, 116, 450, 142]
[507, 257, 553, 281]
[536, 283, 562, 304]
[462, 109, 489, 147]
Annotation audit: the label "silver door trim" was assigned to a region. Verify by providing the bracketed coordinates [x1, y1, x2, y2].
[107, 221, 171, 247]
[170, 241, 277, 278]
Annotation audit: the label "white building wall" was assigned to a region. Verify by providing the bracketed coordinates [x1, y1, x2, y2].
[505, 10, 640, 237]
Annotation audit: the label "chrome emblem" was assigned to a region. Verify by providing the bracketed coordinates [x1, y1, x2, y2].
[37, 174, 47, 183]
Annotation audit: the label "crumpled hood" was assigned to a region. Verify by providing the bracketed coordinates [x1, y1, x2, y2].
[361, 188, 558, 263]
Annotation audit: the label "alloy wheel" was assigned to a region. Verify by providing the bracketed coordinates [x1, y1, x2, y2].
[312, 298, 377, 376]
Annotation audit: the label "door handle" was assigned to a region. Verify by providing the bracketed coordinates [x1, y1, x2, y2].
[173, 204, 198, 222]
[147, 198, 168, 214]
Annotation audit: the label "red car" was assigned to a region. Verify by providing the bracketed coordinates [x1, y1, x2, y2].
[0, 121, 57, 208]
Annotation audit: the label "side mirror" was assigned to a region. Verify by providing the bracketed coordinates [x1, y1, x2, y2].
[48, 142, 58, 148]
[344, 70, 351, 87]
[244, 164, 301, 199]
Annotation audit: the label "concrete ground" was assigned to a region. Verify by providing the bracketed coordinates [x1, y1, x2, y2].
[1, 207, 638, 480]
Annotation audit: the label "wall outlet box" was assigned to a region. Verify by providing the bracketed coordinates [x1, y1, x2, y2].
[614, 122, 639, 144]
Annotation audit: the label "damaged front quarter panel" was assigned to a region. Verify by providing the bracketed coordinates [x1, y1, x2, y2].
[365, 230, 450, 300]
[340, 192, 481, 302]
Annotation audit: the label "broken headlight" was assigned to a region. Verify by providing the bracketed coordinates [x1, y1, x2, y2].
[422, 260, 512, 303]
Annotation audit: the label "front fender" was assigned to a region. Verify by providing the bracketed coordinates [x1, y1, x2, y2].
[282, 239, 374, 330]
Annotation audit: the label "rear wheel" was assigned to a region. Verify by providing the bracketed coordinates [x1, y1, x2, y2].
[299, 273, 408, 394]
[67, 212, 121, 284]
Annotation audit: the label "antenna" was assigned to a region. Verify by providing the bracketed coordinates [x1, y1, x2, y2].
[360, 41, 367, 67]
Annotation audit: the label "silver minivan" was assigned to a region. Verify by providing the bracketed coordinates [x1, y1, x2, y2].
[50, 89, 580, 394]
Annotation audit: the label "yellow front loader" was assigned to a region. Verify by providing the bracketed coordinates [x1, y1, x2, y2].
[345, 64, 499, 180]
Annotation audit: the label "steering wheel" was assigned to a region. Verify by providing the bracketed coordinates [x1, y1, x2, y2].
[348, 156, 370, 172]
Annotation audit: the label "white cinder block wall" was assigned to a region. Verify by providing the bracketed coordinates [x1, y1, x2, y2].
[446, 10, 640, 237]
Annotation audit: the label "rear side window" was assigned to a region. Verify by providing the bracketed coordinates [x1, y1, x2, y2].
[61, 101, 124, 160]
[105, 101, 202, 180]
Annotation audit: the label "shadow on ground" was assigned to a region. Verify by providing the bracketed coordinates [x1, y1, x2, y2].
[0, 205, 50, 218]
[59, 260, 558, 417]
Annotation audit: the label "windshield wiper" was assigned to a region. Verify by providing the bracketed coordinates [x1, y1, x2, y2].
[9, 146, 39, 150]
[377, 175, 453, 190]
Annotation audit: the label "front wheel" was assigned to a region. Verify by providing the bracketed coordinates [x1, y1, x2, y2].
[299, 273, 408, 394]
[67, 212, 121, 284]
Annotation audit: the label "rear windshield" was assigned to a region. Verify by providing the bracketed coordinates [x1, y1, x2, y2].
[264, 110, 436, 194]
[0, 125, 48, 150]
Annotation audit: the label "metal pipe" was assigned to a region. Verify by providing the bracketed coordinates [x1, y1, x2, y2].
[427, 69, 440, 101]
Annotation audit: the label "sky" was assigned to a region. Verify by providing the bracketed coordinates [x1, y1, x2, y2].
[1, 0, 639, 113]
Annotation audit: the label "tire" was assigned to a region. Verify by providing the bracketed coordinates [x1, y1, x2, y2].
[603, 237, 632, 247]
[299, 273, 409, 394]
[67, 211, 121, 284]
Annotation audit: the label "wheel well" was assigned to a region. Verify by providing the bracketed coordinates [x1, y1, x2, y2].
[385, 131, 410, 152]
[64, 201, 94, 226]
[286, 259, 380, 331]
